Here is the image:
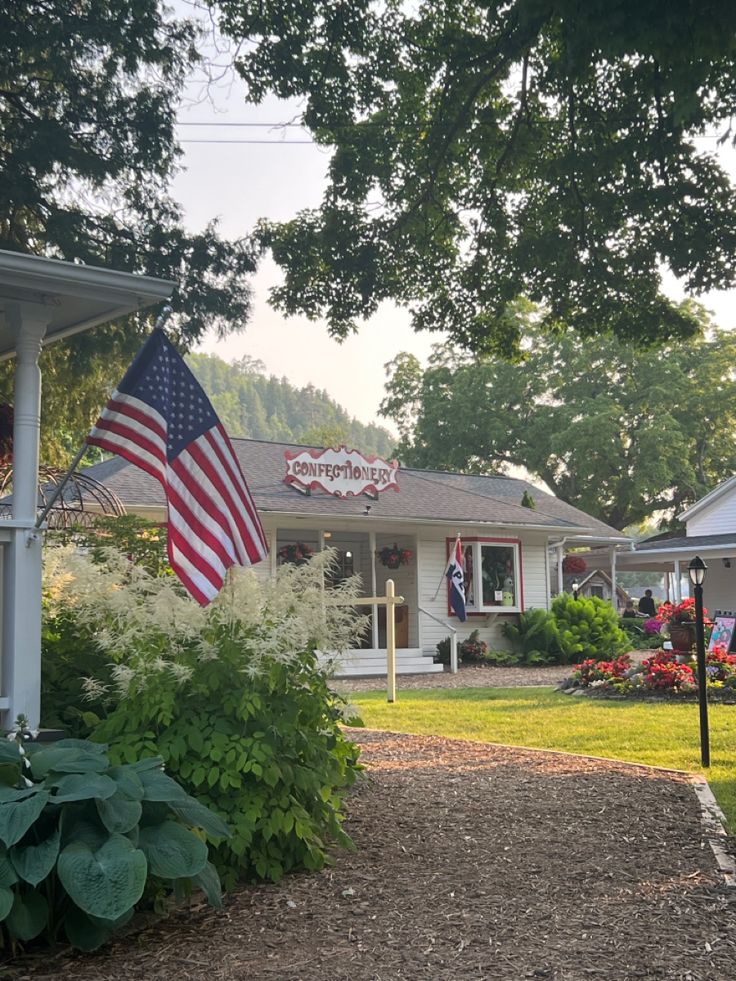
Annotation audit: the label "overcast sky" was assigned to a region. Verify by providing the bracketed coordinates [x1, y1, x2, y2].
[172, 20, 736, 431]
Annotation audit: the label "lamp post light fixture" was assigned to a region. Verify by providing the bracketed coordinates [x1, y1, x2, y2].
[572, 579, 579, 600]
[688, 555, 710, 768]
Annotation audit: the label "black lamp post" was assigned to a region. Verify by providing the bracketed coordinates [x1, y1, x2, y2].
[572, 579, 579, 600]
[688, 555, 710, 768]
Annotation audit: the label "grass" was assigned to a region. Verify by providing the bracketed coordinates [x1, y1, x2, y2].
[349, 686, 736, 829]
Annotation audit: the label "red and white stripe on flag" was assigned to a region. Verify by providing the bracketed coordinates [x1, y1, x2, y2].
[88, 388, 267, 605]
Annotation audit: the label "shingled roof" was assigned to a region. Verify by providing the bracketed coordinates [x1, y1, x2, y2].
[79, 438, 628, 539]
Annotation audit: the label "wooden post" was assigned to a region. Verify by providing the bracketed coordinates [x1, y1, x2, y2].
[386, 578, 397, 702]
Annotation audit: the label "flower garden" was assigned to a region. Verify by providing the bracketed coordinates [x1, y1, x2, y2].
[0, 519, 366, 953]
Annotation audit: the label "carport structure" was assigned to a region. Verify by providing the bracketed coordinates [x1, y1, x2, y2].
[0, 249, 172, 730]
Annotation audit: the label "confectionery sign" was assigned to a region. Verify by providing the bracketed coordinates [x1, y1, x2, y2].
[284, 446, 400, 497]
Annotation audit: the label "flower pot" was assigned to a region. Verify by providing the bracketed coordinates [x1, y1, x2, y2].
[670, 623, 695, 653]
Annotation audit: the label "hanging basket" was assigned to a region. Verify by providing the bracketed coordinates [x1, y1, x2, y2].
[377, 543, 413, 569]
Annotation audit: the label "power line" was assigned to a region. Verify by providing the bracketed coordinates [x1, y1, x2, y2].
[177, 121, 305, 128]
[180, 138, 317, 145]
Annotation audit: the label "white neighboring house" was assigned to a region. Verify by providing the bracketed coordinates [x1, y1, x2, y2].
[581, 477, 736, 614]
[79, 439, 629, 676]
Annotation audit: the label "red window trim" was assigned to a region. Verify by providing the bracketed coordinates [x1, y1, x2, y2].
[446, 536, 525, 618]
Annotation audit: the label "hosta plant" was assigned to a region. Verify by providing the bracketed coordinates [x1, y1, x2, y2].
[0, 736, 229, 952]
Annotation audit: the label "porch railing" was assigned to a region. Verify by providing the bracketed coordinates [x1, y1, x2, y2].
[418, 607, 458, 674]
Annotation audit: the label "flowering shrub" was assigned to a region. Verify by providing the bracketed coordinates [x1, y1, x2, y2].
[572, 654, 632, 688]
[657, 597, 712, 626]
[639, 651, 695, 691]
[566, 644, 736, 697]
[459, 629, 488, 663]
[41, 545, 367, 889]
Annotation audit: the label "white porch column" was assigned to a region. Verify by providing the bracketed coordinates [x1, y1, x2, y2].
[2, 305, 49, 730]
[369, 530, 378, 649]
[556, 544, 564, 596]
[609, 546, 617, 607]
[673, 560, 682, 603]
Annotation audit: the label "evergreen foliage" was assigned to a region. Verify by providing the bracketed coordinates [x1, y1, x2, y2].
[187, 352, 395, 454]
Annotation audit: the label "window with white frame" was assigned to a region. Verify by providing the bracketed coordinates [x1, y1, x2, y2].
[458, 539, 522, 613]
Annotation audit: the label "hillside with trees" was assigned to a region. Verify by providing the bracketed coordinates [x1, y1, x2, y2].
[187, 353, 395, 456]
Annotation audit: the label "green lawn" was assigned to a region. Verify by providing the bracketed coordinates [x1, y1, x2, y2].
[350, 686, 736, 829]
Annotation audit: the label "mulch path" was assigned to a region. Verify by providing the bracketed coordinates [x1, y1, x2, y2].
[6, 729, 736, 981]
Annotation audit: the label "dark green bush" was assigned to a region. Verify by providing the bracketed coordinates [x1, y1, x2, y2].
[0, 737, 227, 952]
[502, 608, 563, 664]
[94, 643, 360, 889]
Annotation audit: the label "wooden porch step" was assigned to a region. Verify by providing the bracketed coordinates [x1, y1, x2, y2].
[322, 648, 444, 678]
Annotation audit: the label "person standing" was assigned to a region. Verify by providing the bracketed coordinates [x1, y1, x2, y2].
[638, 589, 656, 616]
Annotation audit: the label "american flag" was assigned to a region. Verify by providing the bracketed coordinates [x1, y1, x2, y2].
[87, 328, 268, 605]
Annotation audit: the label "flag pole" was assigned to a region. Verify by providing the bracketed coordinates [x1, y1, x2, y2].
[34, 305, 174, 529]
[432, 532, 461, 600]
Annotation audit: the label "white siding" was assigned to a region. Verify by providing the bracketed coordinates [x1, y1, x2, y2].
[687, 489, 736, 536]
[702, 562, 736, 615]
[416, 531, 550, 658]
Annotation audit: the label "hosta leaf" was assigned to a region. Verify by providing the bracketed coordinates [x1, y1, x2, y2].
[0, 762, 22, 788]
[0, 792, 50, 847]
[50, 773, 116, 803]
[138, 822, 208, 879]
[169, 797, 231, 839]
[192, 861, 223, 909]
[29, 747, 108, 780]
[107, 766, 144, 802]
[0, 785, 38, 803]
[55, 740, 107, 755]
[6, 889, 48, 941]
[96, 794, 142, 835]
[0, 742, 22, 765]
[139, 770, 189, 803]
[0, 885, 13, 921]
[64, 904, 113, 952]
[11, 827, 60, 886]
[127, 757, 165, 774]
[0, 846, 18, 887]
[57, 834, 147, 920]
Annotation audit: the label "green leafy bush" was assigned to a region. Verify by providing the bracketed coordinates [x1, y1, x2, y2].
[0, 736, 227, 952]
[434, 636, 452, 665]
[43, 545, 366, 890]
[502, 608, 562, 664]
[552, 593, 631, 663]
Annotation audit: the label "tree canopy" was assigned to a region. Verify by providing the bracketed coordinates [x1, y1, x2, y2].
[216, 0, 736, 355]
[0, 1, 257, 463]
[380, 302, 736, 529]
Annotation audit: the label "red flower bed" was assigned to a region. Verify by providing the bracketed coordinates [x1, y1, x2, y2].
[640, 651, 694, 691]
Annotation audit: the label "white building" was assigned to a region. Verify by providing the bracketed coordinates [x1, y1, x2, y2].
[81, 440, 629, 675]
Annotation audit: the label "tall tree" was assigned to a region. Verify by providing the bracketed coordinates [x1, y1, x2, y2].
[216, 0, 736, 355]
[380, 303, 736, 529]
[0, 1, 257, 463]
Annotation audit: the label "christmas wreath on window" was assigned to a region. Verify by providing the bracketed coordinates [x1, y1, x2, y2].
[0, 404, 12, 466]
[277, 542, 314, 565]
[377, 543, 413, 570]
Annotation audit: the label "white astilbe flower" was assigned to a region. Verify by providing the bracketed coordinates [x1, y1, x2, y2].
[82, 677, 110, 701]
[44, 542, 368, 697]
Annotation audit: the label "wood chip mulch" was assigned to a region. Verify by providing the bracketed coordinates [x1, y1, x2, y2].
[6, 729, 736, 981]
